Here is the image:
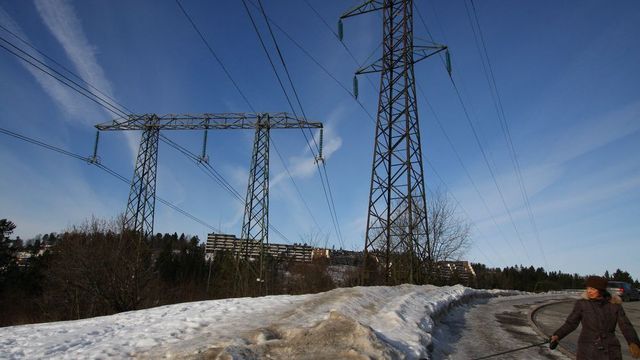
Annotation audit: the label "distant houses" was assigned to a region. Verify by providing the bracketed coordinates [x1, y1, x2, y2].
[434, 261, 476, 286]
[205, 233, 315, 263]
[205, 233, 476, 285]
[14, 244, 52, 267]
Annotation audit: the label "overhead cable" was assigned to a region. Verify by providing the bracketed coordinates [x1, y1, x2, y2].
[240, 0, 344, 248]
[174, 0, 325, 239]
[0, 126, 219, 232]
[466, 0, 547, 267]
[414, 2, 531, 263]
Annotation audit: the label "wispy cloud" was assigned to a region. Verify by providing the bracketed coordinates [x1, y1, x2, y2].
[0, 5, 100, 121]
[34, 0, 138, 157]
[544, 100, 640, 165]
[34, 0, 114, 106]
[272, 125, 342, 187]
[271, 107, 344, 188]
[447, 99, 640, 266]
[460, 100, 640, 221]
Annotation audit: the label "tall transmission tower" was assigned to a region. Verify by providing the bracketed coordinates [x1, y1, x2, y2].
[340, 0, 449, 285]
[239, 115, 269, 293]
[95, 113, 323, 290]
[122, 116, 160, 239]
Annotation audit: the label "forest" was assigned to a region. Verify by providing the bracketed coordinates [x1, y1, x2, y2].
[1, 217, 638, 327]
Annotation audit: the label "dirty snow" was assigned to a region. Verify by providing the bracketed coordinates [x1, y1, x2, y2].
[0, 284, 560, 359]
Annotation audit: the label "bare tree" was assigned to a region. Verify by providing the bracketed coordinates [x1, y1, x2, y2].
[365, 189, 472, 285]
[426, 189, 472, 264]
[43, 216, 156, 320]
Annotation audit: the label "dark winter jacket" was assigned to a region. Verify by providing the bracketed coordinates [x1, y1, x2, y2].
[554, 292, 640, 360]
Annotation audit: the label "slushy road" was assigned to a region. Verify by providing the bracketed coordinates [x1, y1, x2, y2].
[430, 293, 574, 359]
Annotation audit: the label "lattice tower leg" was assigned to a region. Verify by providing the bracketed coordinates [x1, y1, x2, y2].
[236, 116, 270, 296]
[124, 120, 160, 239]
[363, 0, 429, 285]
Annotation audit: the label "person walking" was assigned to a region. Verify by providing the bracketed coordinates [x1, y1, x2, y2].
[551, 276, 640, 359]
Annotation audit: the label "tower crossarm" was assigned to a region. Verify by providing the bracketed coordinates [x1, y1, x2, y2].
[355, 44, 448, 75]
[412, 45, 448, 65]
[95, 113, 323, 131]
[340, 0, 386, 19]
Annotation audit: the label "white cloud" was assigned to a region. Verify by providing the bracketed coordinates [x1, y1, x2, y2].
[271, 110, 344, 188]
[454, 100, 640, 229]
[0, 5, 102, 121]
[34, 0, 138, 158]
[531, 172, 640, 218]
[34, 0, 114, 103]
[544, 100, 640, 165]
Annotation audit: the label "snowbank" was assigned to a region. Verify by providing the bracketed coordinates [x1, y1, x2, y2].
[0, 285, 519, 359]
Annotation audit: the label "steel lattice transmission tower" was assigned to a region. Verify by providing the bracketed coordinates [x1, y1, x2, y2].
[340, 0, 449, 285]
[241, 116, 270, 253]
[236, 115, 272, 296]
[96, 113, 322, 245]
[123, 116, 160, 238]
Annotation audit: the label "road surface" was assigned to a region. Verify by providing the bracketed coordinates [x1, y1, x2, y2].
[533, 299, 640, 360]
[430, 293, 574, 359]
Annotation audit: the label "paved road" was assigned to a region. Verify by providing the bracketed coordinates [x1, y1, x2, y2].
[430, 294, 573, 359]
[533, 299, 640, 359]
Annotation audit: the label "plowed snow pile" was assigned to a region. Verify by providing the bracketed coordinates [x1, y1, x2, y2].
[0, 284, 517, 359]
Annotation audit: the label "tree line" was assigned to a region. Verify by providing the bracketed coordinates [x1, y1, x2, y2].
[0, 217, 335, 326]
[470, 263, 640, 292]
[1, 217, 638, 327]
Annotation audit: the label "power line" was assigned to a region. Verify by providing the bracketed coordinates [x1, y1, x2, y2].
[413, 1, 531, 263]
[0, 38, 221, 237]
[0, 36, 127, 119]
[174, 0, 255, 112]
[0, 127, 87, 162]
[301, 0, 380, 94]
[0, 24, 131, 115]
[423, 158, 505, 266]
[240, 0, 344, 249]
[159, 134, 292, 243]
[174, 0, 325, 241]
[449, 76, 532, 262]
[251, 0, 378, 121]
[418, 86, 517, 259]
[271, 141, 323, 231]
[255, 0, 345, 247]
[0, 126, 219, 233]
[301, 0, 511, 261]
[256, 0, 316, 148]
[256, 0, 344, 248]
[413, 3, 518, 263]
[1, 28, 296, 243]
[466, 0, 547, 268]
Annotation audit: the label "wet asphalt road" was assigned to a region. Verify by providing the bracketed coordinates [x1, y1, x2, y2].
[430, 294, 573, 360]
[532, 299, 640, 360]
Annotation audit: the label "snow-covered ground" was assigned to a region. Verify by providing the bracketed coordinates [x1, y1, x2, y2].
[0, 285, 541, 359]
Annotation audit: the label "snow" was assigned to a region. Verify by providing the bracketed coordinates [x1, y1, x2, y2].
[0, 285, 542, 359]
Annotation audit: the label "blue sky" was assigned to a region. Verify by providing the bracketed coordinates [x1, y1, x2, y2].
[1, 0, 638, 279]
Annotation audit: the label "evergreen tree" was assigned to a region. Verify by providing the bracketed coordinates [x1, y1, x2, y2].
[612, 269, 634, 283]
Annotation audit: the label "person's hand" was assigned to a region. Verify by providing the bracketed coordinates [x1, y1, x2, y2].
[630, 343, 640, 358]
[550, 335, 559, 343]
